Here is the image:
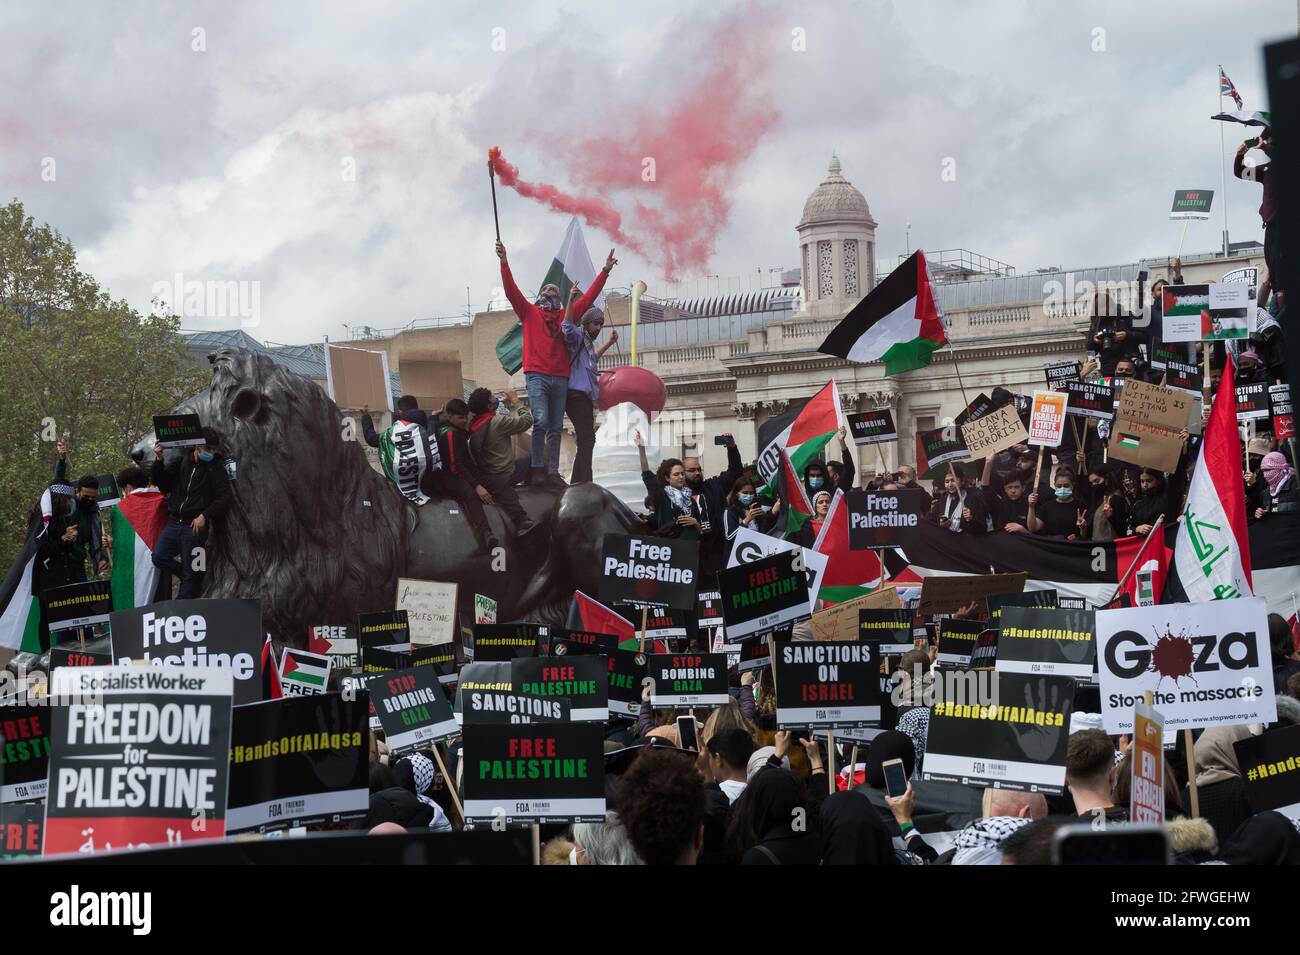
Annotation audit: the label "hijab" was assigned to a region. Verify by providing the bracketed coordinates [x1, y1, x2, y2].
[1261, 451, 1295, 497]
[1218, 811, 1300, 865]
[820, 791, 897, 865]
[864, 730, 916, 788]
[1193, 725, 1251, 787]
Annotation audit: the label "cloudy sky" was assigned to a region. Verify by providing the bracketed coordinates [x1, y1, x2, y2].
[3, 0, 1293, 344]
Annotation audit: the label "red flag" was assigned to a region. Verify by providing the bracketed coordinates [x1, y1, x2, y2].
[567, 591, 636, 647]
[261, 635, 283, 700]
[1110, 525, 1169, 608]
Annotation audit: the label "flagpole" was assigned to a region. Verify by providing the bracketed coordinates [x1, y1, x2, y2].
[1218, 67, 1229, 258]
[946, 341, 972, 408]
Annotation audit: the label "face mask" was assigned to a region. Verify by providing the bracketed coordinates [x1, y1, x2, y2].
[78, 497, 95, 511]
[1055, 487, 1072, 500]
[199, 451, 215, 463]
[538, 293, 561, 310]
[489, 398, 500, 414]
[809, 477, 824, 490]
[738, 493, 754, 505]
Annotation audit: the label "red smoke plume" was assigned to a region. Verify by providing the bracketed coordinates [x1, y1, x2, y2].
[488, 7, 779, 279]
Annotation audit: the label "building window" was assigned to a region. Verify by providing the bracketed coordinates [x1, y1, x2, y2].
[915, 415, 936, 435]
[844, 239, 858, 296]
[818, 240, 834, 297]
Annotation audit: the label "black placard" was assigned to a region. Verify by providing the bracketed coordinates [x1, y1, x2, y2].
[970, 628, 999, 670]
[845, 488, 928, 548]
[772, 638, 882, 729]
[0, 801, 44, 859]
[955, 393, 995, 427]
[1062, 380, 1116, 420]
[695, 576, 724, 630]
[363, 644, 411, 674]
[719, 550, 810, 642]
[1236, 381, 1270, 422]
[1233, 724, 1300, 816]
[936, 617, 984, 667]
[357, 610, 410, 650]
[605, 647, 648, 717]
[598, 534, 699, 610]
[42, 579, 112, 635]
[412, 643, 458, 686]
[473, 623, 543, 661]
[859, 609, 915, 655]
[462, 722, 605, 827]
[511, 656, 609, 722]
[0, 704, 51, 804]
[227, 694, 369, 835]
[1044, 360, 1081, 389]
[1165, 360, 1203, 396]
[1270, 384, 1295, 440]
[986, 589, 1058, 624]
[47, 645, 114, 671]
[108, 598, 263, 706]
[152, 412, 205, 448]
[93, 475, 120, 509]
[552, 631, 619, 656]
[369, 667, 459, 754]
[636, 608, 687, 641]
[648, 652, 729, 707]
[737, 636, 776, 673]
[996, 606, 1096, 679]
[847, 409, 897, 446]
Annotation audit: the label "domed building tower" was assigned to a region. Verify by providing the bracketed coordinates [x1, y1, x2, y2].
[797, 154, 878, 319]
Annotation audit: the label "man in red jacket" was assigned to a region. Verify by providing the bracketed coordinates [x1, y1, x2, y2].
[496, 239, 616, 489]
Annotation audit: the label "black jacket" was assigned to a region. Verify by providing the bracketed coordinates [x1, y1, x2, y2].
[690, 442, 742, 573]
[152, 452, 232, 523]
[927, 488, 988, 534]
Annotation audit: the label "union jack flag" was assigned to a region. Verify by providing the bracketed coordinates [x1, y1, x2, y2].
[1219, 66, 1243, 110]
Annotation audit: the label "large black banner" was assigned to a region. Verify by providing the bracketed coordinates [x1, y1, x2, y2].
[772, 638, 882, 729]
[996, 606, 1096, 679]
[599, 534, 699, 610]
[462, 722, 606, 827]
[227, 695, 369, 835]
[108, 598, 263, 705]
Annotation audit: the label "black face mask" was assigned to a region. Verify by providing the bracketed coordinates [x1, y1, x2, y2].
[77, 498, 96, 512]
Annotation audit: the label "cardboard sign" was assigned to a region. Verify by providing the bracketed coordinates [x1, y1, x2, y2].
[1109, 379, 1192, 473]
[1130, 702, 1165, 824]
[1164, 360, 1203, 397]
[719, 550, 811, 642]
[474, 593, 498, 625]
[1270, 384, 1295, 440]
[1028, 390, 1069, 447]
[43, 665, 233, 855]
[961, 404, 1029, 462]
[357, 610, 411, 650]
[473, 624, 542, 661]
[1169, 188, 1213, 219]
[604, 647, 648, 717]
[459, 661, 572, 726]
[955, 393, 995, 428]
[226, 694, 369, 835]
[109, 598, 263, 706]
[308, 624, 358, 670]
[278, 646, 333, 697]
[324, 341, 392, 412]
[810, 588, 901, 642]
[369, 667, 459, 754]
[0, 802, 44, 859]
[462, 722, 605, 827]
[648, 653, 729, 707]
[599, 534, 699, 611]
[773, 638, 882, 729]
[48, 645, 114, 671]
[726, 526, 826, 611]
[986, 589, 1057, 624]
[42, 579, 113, 635]
[1062, 380, 1115, 421]
[93, 475, 120, 510]
[396, 578, 458, 646]
[152, 413, 205, 448]
[1095, 599, 1276, 734]
[859, 609, 915, 655]
[996, 606, 1096, 679]
[935, 618, 983, 667]
[917, 573, 1027, 616]
[845, 488, 927, 549]
[847, 409, 897, 446]
[0, 704, 50, 804]
[922, 672, 1075, 794]
[1235, 381, 1270, 422]
[915, 426, 968, 477]
[511, 656, 609, 722]
[1233, 723, 1300, 820]
[1044, 360, 1081, 389]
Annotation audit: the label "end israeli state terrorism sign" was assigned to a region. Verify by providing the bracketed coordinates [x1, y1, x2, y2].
[719, 550, 811, 641]
[599, 534, 699, 611]
[1095, 599, 1276, 734]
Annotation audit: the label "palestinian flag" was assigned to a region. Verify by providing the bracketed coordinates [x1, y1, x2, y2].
[540, 216, 606, 309]
[756, 379, 845, 494]
[567, 591, 636, 649]
[1161, 285, 1209, 317]
[279, 646, 332, 695]
[818, 250, 948, 375]
[812, 490, 883, 604]
[1108, 521, 1169, 608]
[0, 529, 43, 652]
[1166, 358, 1253, 602]
[109, 488, 168, 611]
[1115, 434, 1142, 453]
[773, 448, 814, 540]
[261, 636, 283, 700]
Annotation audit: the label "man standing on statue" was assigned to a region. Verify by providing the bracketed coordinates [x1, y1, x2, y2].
[562, 284, 618, 485]
[496, 239, 616, 489]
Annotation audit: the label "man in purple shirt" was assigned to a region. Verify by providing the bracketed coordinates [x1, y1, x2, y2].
[562, 286, 619, 484]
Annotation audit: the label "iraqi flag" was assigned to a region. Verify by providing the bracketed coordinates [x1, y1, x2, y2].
[0, 528, 43, 652]
[1166, 359, 1253, 602]
[756, 379, 845, 494]
[818, 250, 948, 375]
[567, 591, 637, 649]
[109, 488, 168, 611]
[812, 489, 884, 604]
[773, 448, 814, 540]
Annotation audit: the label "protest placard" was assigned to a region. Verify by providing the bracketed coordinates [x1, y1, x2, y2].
[1095, 599, 1276, 734]
[0, 704, 49, 804]
[695, 578, 724, 632]
[109, 598, 262, 705]
[935, 618, 983, 667]
[43, 665, 234, 855]
[396, 578, 458, 646]
[1109, 378, 1193, 472]
[726, 526, 826, 610]
[152, 413, 205, 448]
[648, 653, 729, 707]
[0, 801, 43, 859]
[915, 426, 968, 478]
[845, 488, 928, 548]
[955, 393, 995, 427]
[996, 606, 1096, 679]
[511, 656, 608, 722]
[847, 409, 897, 446]
[459, 662, 572, 725]
[472, 624, 543, 661]
[1130, 702, 1165, 823]
[737, 637, 775, 673]
[970, 628, 999, 670]
[47, 645, 113, 671]
[599, 534, 699, 610]
[93, 475, 120, 509]
[1233, 723, 1300, 820]
[961, 404, 1029, 461]
[986, 589, 1058, 624]
[1270, 384, 1296, 440]
[917, 573, 1027, 616]
[635, 608, 688, 641]
[1028, 391, 1069, 447]
[308, 623, 358, 670]
[1169, 188, 1213, 219]
[1162, 284, 1252, 341]
[810, 588, 901, 642]
[773, 638, 882, 729]
[42, 579, 112, 636]
[369, 666, 459, 754]
[363, 643, 411, 674]
[604, 647, 648, 716]
[858, 608, 915, 655]
[324, 341, 392, 412]
[1044, 360, 1081, 389]
[226, 694, 369, 835]
[1235, 381, 1270, 422]
[357, 610, 411, 650]
[1062, 380, 1115, 421]
[1164, 359, 1203, 397]
[719, 550, 811, 642]
[473, 593, 498, 625]
[552, 631, 619, 656]
[922, 672, 1075, 794]
[462, 722, 605, 827]
[279, 646, 332, 696]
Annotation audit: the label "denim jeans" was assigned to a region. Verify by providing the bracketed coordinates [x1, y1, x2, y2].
[525, 372, 568, 472]
[152, 521, 204, 599]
